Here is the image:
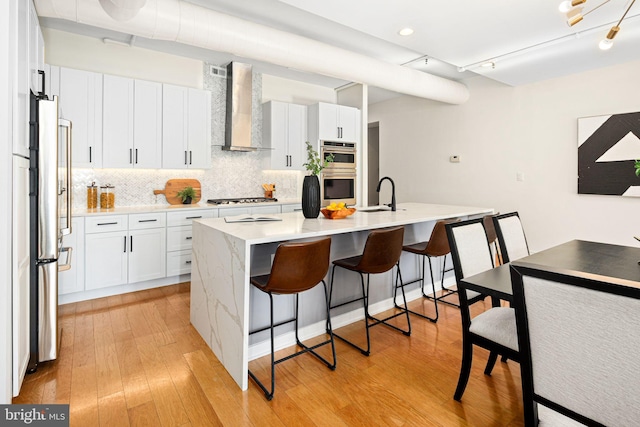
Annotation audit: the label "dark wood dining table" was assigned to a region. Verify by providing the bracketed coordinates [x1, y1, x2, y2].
[460, 239, 640, 299]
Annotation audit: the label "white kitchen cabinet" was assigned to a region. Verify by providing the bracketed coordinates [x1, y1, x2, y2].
[102, 74, 135, 168]
[162, 84, 211, 169]
[133, 80, 163, 168]
[12, 0, 30, 157]
[59, 67, 103, 167]
[28, 1, 44, 95]
[12, 156, 29, 396]
[85, 213, 166, 290]
[308, 102, 360, 143]
[263, 101, 307, 170]
[59, 217, 85, 295]
[103, 76, 162, 168]
[281, 203, 302, 213]
[166, 209, 216, 276]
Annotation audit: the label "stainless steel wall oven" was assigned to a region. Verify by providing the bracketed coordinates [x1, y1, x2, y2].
[320, 141, 357, 206]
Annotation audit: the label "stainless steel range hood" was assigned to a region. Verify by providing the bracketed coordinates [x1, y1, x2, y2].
[223, 62, 256, 152]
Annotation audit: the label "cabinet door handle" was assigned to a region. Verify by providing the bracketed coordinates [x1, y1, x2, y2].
[138, 219, 157, 223]
[184, 151, 188, 165]
[186, 236, 192, 240]
[129, 148, 133, 164]
[189, 151, 193, 165]
[123, 236, 127, 253]
[130, 236, 133, 252]
[38, 70, 45, 97]
[135, 148, 138, 164]
[89, 146, 92, 163]
[185, 260, 192, 265]
[98, 222, 118, 226]
[186, 216, 202, 219]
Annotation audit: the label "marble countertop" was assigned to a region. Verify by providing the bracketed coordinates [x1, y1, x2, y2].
[193, 202, 493, 245]
[72, 198, 301, 216]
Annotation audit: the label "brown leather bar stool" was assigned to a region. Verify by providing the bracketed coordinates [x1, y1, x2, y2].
[248, 237, 335, 400]
[483, 213, 502, 266]
[328, 226, 410, 356]
[397, 219, 458, 322]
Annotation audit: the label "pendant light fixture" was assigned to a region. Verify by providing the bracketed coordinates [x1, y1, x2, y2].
[560, 0, 637, 50]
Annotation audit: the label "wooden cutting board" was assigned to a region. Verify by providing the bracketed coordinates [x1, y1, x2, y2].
[153, 179, 202, 205]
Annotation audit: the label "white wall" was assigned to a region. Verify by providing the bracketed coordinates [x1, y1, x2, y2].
[369, 59, 640, 253]
[262, 74, 335, 105]
[43, 28, 203, 88]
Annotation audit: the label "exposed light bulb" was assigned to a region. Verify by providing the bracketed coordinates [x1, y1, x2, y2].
[559, 0, 573, 12]
[599, 38, 614, 50]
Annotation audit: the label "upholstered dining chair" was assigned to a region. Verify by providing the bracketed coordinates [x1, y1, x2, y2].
[493, 212, 530, 263]
[483, 213, 503, 266]
[510, 263, 640, 426]
[248, 237, 335, 400]
[445, 218, 519, 401]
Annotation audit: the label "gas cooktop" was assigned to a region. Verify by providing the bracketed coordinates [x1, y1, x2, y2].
[207, 197, 278, 205]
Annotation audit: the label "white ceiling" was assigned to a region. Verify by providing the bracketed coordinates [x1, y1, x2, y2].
[40, 0, 640, 103]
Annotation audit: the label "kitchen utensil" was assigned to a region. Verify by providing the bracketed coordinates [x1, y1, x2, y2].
[262, 183, 275, 198]
[154, 179, 202, 205]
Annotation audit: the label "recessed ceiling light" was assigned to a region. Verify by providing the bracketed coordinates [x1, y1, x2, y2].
[398, 28, 414, 36]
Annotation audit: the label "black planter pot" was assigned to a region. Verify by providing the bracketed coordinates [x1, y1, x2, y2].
[183, 196, 192, 204]
[302, 175, 321, 218]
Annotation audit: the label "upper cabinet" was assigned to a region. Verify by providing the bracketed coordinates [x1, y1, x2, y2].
[263, 101, 307, 171]
[58, 67, 103, 168]
[102, 76, 162, 168]
[308, 102, 360, 143]
[162, 85, 211, 169]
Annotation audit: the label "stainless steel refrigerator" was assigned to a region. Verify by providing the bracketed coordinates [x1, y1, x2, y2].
[28, 90, 72, 370]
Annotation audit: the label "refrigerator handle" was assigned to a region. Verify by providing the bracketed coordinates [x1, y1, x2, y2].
[58, 247, 72, 272]
[59, 118, 72, 236]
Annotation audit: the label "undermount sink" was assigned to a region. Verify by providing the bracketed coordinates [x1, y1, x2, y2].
[359, 206, 406, 213]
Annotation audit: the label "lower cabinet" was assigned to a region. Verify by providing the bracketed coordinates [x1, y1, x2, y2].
[85, 213, 166, 290]
[166, 209, 217, 276]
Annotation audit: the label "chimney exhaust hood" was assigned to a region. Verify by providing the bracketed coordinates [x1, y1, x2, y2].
[223, 62, 256, 152]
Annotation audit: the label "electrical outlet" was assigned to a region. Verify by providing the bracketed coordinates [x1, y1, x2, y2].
[449, 155, 460, 163]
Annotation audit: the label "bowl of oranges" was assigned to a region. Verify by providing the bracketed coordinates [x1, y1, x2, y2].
[321, 202, 357, 219]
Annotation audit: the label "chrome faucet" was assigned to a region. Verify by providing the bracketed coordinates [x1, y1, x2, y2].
[376, 176, 396, 211]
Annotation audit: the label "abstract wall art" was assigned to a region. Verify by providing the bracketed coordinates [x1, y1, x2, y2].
[578, 111, 640, 196]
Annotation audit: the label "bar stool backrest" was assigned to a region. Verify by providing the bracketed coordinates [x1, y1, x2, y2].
[425, 219, 459, 257]
[263, 237, 331, 294]
[356, 226, 405, 274]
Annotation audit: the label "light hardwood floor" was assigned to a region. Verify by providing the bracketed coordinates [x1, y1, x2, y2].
[14, 283, 524, 426]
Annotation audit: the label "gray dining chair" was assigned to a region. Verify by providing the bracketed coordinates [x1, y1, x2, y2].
[511, 263, 640, 426]
[493, 212, 530, 263]
[446, 217, 519, 401]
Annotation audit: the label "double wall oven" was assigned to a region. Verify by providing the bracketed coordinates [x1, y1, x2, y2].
[320, 141, 356, 206]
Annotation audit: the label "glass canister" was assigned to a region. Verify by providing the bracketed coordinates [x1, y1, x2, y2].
[100, 184, 115, 209]
[87, 182, 98, 209]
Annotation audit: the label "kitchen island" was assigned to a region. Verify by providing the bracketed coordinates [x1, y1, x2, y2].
[190, 203, 492, 390]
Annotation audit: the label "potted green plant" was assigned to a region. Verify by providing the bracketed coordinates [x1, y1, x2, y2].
[301, 142, 333, 218]
[635, 160, 640, 177]
[177, 186, 196, 204]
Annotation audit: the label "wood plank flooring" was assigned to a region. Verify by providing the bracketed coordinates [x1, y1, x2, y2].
[14, 283, 524, 426]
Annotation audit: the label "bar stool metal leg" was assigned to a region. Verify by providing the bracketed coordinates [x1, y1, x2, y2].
[394, 254, 439, 322]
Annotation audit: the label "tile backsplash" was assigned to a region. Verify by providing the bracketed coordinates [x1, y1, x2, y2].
[71, 64, 303, 209]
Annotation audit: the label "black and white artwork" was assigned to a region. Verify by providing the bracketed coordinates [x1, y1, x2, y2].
[578, 112, 640, 196]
